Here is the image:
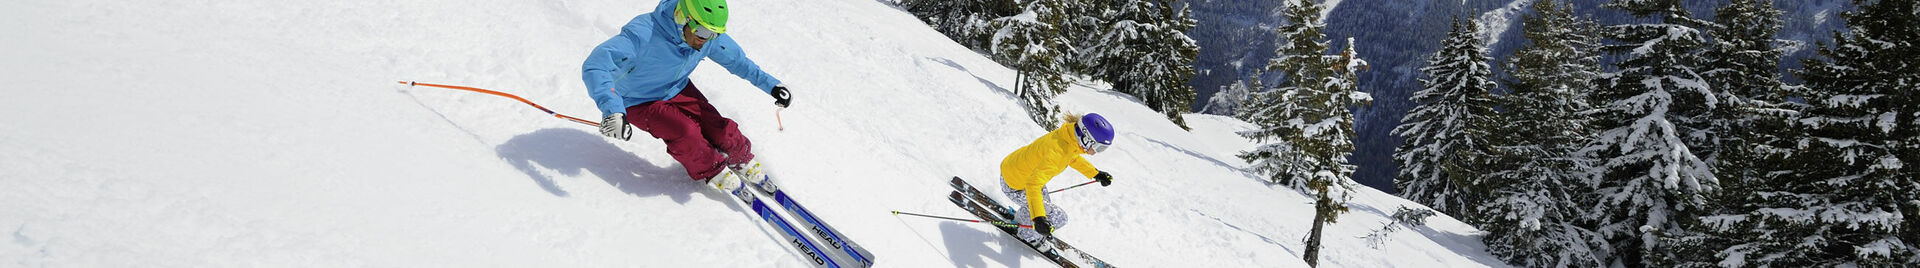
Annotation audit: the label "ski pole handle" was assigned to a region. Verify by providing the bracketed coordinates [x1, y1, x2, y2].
[1046, 180, 1100, 194]
[892, 211, 1032, 228]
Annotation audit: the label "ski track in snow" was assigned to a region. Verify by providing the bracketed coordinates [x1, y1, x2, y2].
[1, 0, 1505, 267]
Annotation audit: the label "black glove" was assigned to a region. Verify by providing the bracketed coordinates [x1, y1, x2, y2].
[1094, 171, 1113, 187]
[771, 85, 791, 108]
[1032, 216, 1054, 236]
[601, 113, 631, 141]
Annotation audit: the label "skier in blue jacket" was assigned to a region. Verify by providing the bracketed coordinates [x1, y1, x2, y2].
[582, 0, 789, 190]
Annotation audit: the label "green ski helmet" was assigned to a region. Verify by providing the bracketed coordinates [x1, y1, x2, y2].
[674, 0, 729, 35]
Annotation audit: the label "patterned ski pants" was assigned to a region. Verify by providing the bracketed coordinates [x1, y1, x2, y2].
[1001, 178, 1067, 241]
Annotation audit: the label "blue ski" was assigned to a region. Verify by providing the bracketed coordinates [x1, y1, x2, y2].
[737, 162, 876, 267]
[771, 190, 876, 267]
[727, 183, 840, 268]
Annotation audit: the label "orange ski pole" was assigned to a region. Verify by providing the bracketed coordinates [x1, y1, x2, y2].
[398, 81, 600, 127]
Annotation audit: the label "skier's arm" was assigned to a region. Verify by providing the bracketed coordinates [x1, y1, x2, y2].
[582, 37, 636, 117]
[1067, 155, 1099, 179]
[704, 35, 784, 94]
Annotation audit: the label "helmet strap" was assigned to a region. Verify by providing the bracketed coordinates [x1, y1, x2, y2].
[1076, 125, 1093, 154]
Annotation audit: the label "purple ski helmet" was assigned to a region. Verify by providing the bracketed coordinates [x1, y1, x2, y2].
[1075, 113, 1115, 154]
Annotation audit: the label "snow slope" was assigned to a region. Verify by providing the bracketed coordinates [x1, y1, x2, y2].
[1, 0, 1505, 267]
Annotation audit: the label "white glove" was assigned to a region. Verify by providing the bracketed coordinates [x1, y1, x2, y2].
[601, 113, 632, 141]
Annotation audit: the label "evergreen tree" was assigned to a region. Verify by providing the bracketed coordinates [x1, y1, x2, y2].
[1083, 0, 1202, 129]
[1587, 0, 1720, 266]
[1202, 70, 1259, 116]
[988, 0, 1076, 128]
[1697, 0, 1793, 179]
[900, 0, 1019, 49]
[1235, 1, 1369, 266]
[1745, 0, 1920, 265]
[1391, 18, 1498, 219]
[901, 0, 1069, 128]
[1239, 0, 1352, 188]
[1057, 0, 1110, 74]
[1478, 1, 1605, 266]
[1657, 0, 1854, 266]
[905, 0, 1202, 129]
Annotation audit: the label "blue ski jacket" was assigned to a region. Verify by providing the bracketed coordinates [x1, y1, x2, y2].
[581, 0, 783, 117]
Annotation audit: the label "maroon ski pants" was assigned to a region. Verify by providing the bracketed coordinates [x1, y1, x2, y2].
[623, 83, 753, 181]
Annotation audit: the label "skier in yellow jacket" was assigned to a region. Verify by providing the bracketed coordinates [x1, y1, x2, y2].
[1001, 113, 1117, 246]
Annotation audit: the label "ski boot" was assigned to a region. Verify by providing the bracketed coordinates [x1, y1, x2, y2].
[1022, 234, 1060, 254]
[728, 159, 775, 192]
[706, 168, 752, 201]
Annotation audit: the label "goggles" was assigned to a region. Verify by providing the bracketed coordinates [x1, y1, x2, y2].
[689, 19, 720, 41]
[1077, 124, 1110, 154]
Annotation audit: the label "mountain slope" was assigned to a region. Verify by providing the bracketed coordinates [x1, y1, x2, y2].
[1, 0, 1504, 267]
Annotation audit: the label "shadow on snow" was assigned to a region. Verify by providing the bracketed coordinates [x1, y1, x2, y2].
[939, 221, 1030, 268]
[494, 128, 703, 204]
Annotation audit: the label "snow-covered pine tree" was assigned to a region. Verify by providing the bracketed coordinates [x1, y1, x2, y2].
[1083, 0, 1201, 130]
[1696, 0, 1795, 180]
[988, 0, 1075, 128]
[1761, 0, 1920, 265]
[1141, 2, 1198, 130]
[1239, 0, 1352, 189]
[1205, 70, 1261, 116]
[1478, 1, 1605, 266]
[1587, 0, 1720, 266]
[1391, 17, 1497, 220]
[1658, 0, 1839, 266]
[907, 0, 1203, 129]
[900, 0, 1018, 49]
[1055, 0, 1108, 74]
[1235, 1, 1369, 266]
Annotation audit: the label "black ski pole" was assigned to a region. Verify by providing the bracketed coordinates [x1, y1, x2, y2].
[1046, 180, 1099, 194]
[892, 211, 1031, 228]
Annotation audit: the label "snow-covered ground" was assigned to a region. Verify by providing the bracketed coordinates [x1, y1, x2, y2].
[1, 0, 1506, 267]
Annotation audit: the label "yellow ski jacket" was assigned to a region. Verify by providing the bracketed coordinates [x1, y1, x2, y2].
[999, 120, 1100, 219]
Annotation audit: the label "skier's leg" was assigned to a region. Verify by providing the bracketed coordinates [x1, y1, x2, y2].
[1001, 180, 1040, 241]
[627, 98, 725, 181]
[1002, 179, 1064, 242]
[1046, 201, 1067, 230]
[679, 83, 754, 166]
[1001, 178, 1026, 219]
